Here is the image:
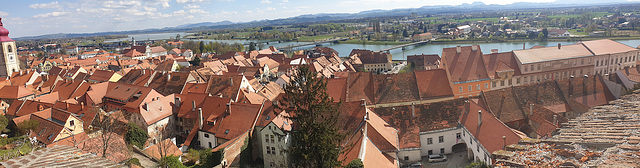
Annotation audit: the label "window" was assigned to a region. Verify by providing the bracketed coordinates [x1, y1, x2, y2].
[272, 147, 276, 155]
[270, 135, 275, 143]
[500, 80, 504, 86]
[440, 148, 445, 154]
[428, 150, 433, 155]
[530, 65, 534, 71]
[492, 82, 496, 88]
[468, 86, 472, 91]
[596, 60, 599, 66]
[524, 77, 528, 82]
[524, 66, 528, 72]
[456, 133, 461, 139]
[208, 142, 212, 148]
[477, 145, 480, 152]
[537, 64, 541, 70]
[204, 134, 209, 138]
[484, 83, 488, 89]
[476, 84, 480, 90]
[266, 146, 271, 154]
[459, 87, 463, 93]
[70, 120, 74, 127]
[516, 78, 521, 84]
[427, 138, 433, 144]
[438, 136, 444, 143]
[7, 45, 12, 52]
[404, 156, 409, 160]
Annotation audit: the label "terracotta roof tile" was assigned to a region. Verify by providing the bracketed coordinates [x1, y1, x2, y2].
[414, 69, 454, 99]
[346, 72, 375, 104]
[327, 78, 348, 102]
[442, 45, 490, 83]
[206, 75, 244, 100]
[143, 139, 183, 160]
[373, 73, 420, 104]
[459, 99, 522, 153]
[482, 52, 522, 79]
[579, 39, 638, 55]
[0, 85, 33, 99]
[202, 103, 261, 140]
[86, 69, 115, 83]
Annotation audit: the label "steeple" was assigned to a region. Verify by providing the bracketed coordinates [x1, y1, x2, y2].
[0, 18, 14, 42]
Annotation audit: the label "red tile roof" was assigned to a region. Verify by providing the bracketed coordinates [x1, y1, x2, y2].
[0, 85, 33, 99]
[482, 51, 522, 79]
[206, 75, 244, 100]
[202, 103, 262, 140]
[441, 45, 490, 83]
[346, 72, 376, 104]
[414, 69, 454, 99]
[459, 99, 522, 153]
[6, 100, 54, 117]
[349, 49, 391, 64]
[181, 83, 208, 94]
[86, 69, 115, 83]
[327, 78, 348, 102]
[373, 73, 420, 104]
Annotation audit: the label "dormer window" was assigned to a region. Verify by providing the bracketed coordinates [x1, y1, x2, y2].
[225, 129, 229, 134]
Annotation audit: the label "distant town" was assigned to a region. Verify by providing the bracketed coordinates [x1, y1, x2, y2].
[2, 2, 640, 168]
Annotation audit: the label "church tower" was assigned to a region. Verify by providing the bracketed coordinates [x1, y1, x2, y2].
[0, 18, 19, 77]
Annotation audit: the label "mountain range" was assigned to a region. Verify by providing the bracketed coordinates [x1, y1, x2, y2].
[15, 1, 637, 40]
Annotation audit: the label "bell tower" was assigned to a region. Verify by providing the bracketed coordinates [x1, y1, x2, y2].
[0, 18, 19, 77]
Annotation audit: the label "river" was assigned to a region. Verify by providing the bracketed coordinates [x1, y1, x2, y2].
[105, 32, 640, 60]
[193, 39, 640, 60]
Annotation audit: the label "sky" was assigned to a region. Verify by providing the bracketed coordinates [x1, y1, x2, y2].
[0, 0, 603, 38]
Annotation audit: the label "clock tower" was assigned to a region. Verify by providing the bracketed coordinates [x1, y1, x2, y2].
[0, 18, 19, 77]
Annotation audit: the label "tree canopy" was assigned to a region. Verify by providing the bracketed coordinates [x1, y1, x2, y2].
[281, 65, 344, 168]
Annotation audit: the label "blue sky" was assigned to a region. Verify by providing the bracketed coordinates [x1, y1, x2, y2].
[0, 0, 570, 38]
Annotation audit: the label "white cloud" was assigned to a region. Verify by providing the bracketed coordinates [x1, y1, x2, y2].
[29, 1, 62, 9]
[33, 12, 69, 18]
[260, 0, 272, 4]
[189, 9, 208, 14]
[265, 7, 275, 11]
[0, 11, 8, 17]
[176, 0, 204, 4]
[184, 4, 201, 9]
[103, 1, 142, 8]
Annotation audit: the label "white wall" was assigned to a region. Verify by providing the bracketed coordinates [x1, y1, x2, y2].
[397, 149, 421, 165]
[198, 131, 217, 149]
[419, 128, 463, 156]
[460, 127, 492, 164]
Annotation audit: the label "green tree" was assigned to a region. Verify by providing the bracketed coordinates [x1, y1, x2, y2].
[125, 123, 149, 149]
[16, 120, 39, 136]
[281, 66, 344, 168]
[160, 156, 187, 168]
[198, 41, 205, 54]
[538, 32, 545, 41]
[249, 42, 256, 51]
[542, 28, 549, 38]
[0, 115, 8, 133]
[345, 159, 364, 168]
[402, 29, 409, 37]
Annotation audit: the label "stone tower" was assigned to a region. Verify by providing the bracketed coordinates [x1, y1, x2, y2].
[0, 18, 19, 77]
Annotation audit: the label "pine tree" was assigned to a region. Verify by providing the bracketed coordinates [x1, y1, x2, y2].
[281, 66, 344, 168]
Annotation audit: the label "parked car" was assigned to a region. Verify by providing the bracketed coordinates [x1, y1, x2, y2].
[409, 162, 422, 168]
[427, 154, 447, 163]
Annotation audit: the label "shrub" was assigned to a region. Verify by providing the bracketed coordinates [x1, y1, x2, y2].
[125, 158, 142, 167]
[345, 159, 364, 168]
[125, 123, 149, 149]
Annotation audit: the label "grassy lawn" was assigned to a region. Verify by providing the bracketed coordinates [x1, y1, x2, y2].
[341, 40, 409, 45]
[455, 17, 499, 23]
[548, 14, 581, 19]
[568, 29, 589, 36]
[0, 142, 33, 157]
[296, 33, 347, 42]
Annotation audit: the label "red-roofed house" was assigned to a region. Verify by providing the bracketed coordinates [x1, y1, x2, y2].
[458, 99, 524, 164]
[442, 45, 491, 98]
[13, 108, 85, 145]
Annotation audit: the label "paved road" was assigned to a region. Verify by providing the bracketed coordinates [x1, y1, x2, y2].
[385, 61, 406, 74]
[421, 151, 470, 168]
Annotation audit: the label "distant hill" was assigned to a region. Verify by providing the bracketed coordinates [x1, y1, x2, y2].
[176, 21, 234, 29]
[14, 1, 638, 40]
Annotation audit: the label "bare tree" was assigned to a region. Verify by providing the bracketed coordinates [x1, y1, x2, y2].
[90, 109, 129, 159]
[155, 125, 177, 159]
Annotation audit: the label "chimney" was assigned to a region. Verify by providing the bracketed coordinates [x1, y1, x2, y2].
[229, 77, 233, 86]
[456, 46, 461, 53]
[411, 102, 416, 117]
[142, 70, 146, 75]
[226, 103, 231, 115]
[558, 43, 561, 50]
[192, 100, 196, 111]
[167, 73, 171, 82]
[198, 108, 203, 129]
[529, 103, 533, 116]
[523, 43, 526, 50]
[471, 44, 478, 51]
[361, 99, 366, 106]
[553, 115, 558, 126]
[491, 49, 498, 54]
[175, 97, 181, 107]
[464, 100, 470, 113]
[478, 110, 483, 126]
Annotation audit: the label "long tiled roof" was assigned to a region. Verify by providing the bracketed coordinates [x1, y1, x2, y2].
[513, 43, 593, 64]
[414, 69, 454, 99]
[579, 39, 638, 55]
[373, 73, 420, 104]
[459, 99, 522, 153]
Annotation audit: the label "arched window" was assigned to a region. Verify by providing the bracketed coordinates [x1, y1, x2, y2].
[7, 45, 12, 53]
